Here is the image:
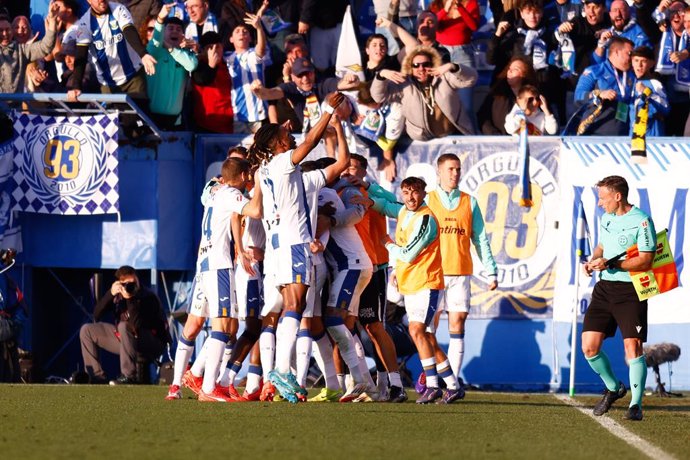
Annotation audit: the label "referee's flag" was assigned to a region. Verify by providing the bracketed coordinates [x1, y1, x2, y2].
[576, 201, 591, 263]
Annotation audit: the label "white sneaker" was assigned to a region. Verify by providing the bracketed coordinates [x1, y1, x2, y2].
[339, 383, 368, 403]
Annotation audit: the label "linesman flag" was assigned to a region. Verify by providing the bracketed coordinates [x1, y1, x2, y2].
[575, 201, 591, 263]
[628, 229, 679, 301]
[517, 112, 533, 207]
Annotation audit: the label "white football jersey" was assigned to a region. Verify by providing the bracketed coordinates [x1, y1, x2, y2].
[302, 169, 327, 266]
[258, 152, 314, 249]
[74, 2, 142, 86]
[318, 188, 372, 271]
[196, 186, 248, 272]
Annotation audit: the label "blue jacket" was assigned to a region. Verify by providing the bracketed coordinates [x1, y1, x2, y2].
[629, 79, 670, 137]
[591, 23, 652, 65]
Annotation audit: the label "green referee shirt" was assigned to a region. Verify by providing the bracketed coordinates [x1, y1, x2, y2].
[599, 205, 656, 282]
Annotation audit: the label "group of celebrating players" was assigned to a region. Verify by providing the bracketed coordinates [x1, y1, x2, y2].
[164, 91, 498, 405]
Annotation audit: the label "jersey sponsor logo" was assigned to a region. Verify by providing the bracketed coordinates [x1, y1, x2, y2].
[93, 32, 123, 50]
[440, 226, 467, 235]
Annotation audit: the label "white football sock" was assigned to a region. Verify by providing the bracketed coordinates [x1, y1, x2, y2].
[190, 337, 209, 377]
[421, 357, 439, 388]
[259, 326, 276, 380]
[327, 324, 364, 384]
[202, 334, 228, 394]
[275, 313, 300, 374]
[172, 336, 195, 386]
[389, 371, 403, 388]
[448, 332, 465, 381]
[295, 329, 312, 387]
[312, 333, 340, 391]
[352, 332, 376, 389]
[437, 359, 459, 390]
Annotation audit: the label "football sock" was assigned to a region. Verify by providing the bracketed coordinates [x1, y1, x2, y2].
[216, 343, 235, 386]
[246, 364, 262, 394]
[220, 361, 242, 387]
[352, 331, 376, 389]
[326, 323, 364, 384]
[628, 355, 647, 408]
[389, 371, 403, 388]
[377, 371, 389, 391]
[337, 374, 346, 392]
[275, 311, 301, 374]
[437, 359, 459, 390]
[172, 335, 195, 386]
[448, 331, 465, 380]
[202, 332, 229, 394]
[190, 337, 209, 377]
[296, 328, 312, 387]
[312, 332, 340, 391]
[586, 351, 620, 392]
[259, 325, 276, 380]
[421, 357, 439, 388]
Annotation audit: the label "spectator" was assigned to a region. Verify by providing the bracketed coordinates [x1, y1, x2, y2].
[557, 0, 611, 78]
[630, 46, 669, 136]
[146, 5, 198, 130]
[574, 36, 635, 135]
[185, 0, 218, 54]
[377, 11, 451, 63]
[79, 265, 170, 385]
[190, 31, 234, 133]
[68, 1, 157, 103]
[138, 14, 156, 45]
[544, 0, 582, 25]
[12, 16, 33, 44]
[250, 57, 360, 132]
[488, 0, 562, 121]
[0, 4, 58, 95]
[504, 84, 558, 135]
[0, 257, 27, 383]
[216, 0, 249, 50]
[278, 33, 309, 84]
[56, 39, 99, 92]
[477, 56, 537, 134]
[224, 6, 268, 134]
[592, 0, 651, 65]
[120, 0, 161, 30]
[53, 0, 81, 83]
[299, 0, 348, 76]
[431, 0, 480, 132]
[374, 0, 419, 55]
[653, 1, 690, 136]
[371, 45, 478, 140]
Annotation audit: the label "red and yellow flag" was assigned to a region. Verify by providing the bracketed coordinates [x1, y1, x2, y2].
[628, 229, 678, 301]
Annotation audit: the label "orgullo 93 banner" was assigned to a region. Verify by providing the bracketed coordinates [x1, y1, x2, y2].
[398, 138, 561, 319]
[11, 112, 119, 215]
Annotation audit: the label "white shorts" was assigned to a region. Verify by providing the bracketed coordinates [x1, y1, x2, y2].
[304, 262, 328, 318]
[404, 289, 443, 333]
[235, 261, 263, 320]
[273, 242, 313, 287]
[327, 268, 373, 316]
[189, 269, 237, 319]
[438, 275, 471, 313]
[260, 271, 283, 317]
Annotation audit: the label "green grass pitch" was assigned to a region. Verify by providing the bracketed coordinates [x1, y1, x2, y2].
[0, 385, 688, 460]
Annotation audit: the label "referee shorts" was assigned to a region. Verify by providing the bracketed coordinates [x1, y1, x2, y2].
[583, 280, 648, 341]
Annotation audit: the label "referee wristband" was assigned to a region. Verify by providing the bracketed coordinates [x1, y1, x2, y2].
[324, 104, 335, 114]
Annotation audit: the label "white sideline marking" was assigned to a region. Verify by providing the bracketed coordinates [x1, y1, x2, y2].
[553, 394, 676, 460]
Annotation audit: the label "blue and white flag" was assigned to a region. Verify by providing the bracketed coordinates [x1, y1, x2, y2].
[0, 138, 21, 252]
[11, 112, 120, 215]
[575, 201, 591, 263]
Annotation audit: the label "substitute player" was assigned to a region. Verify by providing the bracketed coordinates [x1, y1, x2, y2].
[425, 153, 498, 394]
[583, 175, 655, 421]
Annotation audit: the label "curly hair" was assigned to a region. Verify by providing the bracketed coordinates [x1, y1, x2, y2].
[248, 123, 282, 168]
[401, 46, 442, 76]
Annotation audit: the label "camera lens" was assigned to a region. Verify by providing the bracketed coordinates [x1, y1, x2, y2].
[123, 282, 137, 294]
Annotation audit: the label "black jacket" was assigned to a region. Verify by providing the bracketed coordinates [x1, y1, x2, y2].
[94, 287, 170, 343]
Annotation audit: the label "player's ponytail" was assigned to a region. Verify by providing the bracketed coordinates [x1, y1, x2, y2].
[248, 123, 282, 168]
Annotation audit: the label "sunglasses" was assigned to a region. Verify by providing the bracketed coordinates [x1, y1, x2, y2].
[147, 27, 154, 31]
[412, 61, 432, 69]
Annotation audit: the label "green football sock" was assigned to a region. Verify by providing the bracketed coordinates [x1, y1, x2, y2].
[586, 352, 619, 391]
[628, 355, 647, 408]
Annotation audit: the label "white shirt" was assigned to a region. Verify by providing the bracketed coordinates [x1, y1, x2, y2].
[74, 2, 142, 87]
[196, 185, 248, 272]
[225, 48, 266, 123]
[302, 169, 328, 266]
[259, 152, 316, 250]
[319, 188, 372, 271]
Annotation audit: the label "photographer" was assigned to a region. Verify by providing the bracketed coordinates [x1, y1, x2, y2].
[79, 266, 170, 385]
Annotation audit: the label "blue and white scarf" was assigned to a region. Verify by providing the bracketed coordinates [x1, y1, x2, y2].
[518, 27, 548, 70]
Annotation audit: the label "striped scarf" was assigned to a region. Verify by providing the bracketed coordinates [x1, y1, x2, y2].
[631, 86, 652, 164]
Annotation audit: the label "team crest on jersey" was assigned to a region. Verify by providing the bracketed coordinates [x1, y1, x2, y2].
[458, 148, 559, 317]
[618, 235, 629, 246]
[110, 20, 119, 30]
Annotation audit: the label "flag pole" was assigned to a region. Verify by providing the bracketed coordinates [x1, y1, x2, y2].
[569, 260, 580, 397]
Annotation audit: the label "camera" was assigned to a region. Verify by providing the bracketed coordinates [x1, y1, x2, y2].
[122, 282, 138, 294]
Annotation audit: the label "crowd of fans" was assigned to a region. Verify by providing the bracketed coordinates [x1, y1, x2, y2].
[1, 0, 689, 155]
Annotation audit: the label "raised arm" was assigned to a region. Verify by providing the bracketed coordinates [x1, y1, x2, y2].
[290, 92, 345, 164]
[322, 115, 351, 184]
